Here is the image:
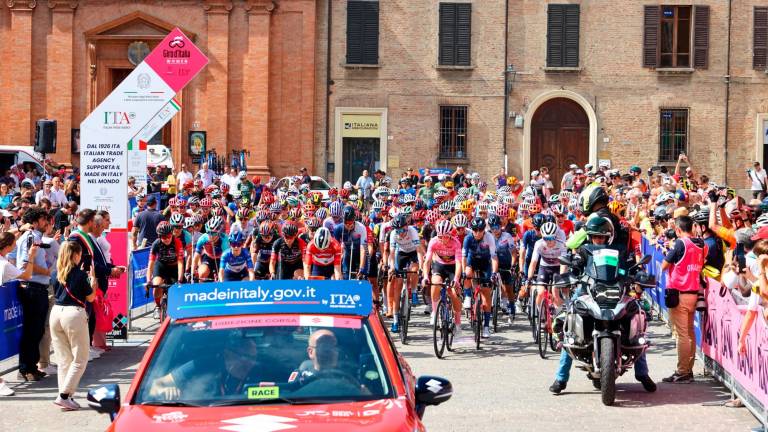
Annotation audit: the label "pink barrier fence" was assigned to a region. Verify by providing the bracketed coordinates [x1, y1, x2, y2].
[701, 278, 768, 411]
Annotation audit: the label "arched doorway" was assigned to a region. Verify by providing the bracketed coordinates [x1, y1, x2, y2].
[530, 98, 589, 190]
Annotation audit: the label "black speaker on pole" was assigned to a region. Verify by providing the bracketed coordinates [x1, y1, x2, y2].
[34, 119, 57, 154]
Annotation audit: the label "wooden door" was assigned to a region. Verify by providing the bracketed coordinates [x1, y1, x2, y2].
[531, 98, 589, 191]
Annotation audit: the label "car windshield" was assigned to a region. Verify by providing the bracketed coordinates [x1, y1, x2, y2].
[134, 315, 392, 406]
[310, 179, 330, 190]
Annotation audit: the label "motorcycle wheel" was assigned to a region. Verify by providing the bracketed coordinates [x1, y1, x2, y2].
[433, 301, 446, 358]
[599, 338, 617, 406]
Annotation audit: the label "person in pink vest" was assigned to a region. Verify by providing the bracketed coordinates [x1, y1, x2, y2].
[660, 215, 707, 383]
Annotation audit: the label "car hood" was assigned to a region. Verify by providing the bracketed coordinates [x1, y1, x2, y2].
[110, 398, 420, 432]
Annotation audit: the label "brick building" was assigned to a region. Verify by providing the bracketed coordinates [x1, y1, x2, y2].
[1, 1, 767, 189]
[0, 0, 317, 177]
[321, 0, 768, 189]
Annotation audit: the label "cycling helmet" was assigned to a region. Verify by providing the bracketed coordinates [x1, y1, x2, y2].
[342, 205, 356, 222]
[349, 194, 359, 203]
[256, 210, 270, 223]
[435, 219, 452, 236]
[497, 186, 511, 196]
[200, 197, 213, 208]
[261, 192, 275, 205]
[540, 222, 557, 239]
[259, 221, 274, 237]
[188, 196, 200, 206]
[496, 204, 510, 218]
[328, 187, 338, 197]
[548, 194, 560, 204]
[439, 200, 453, 213]
[212, 199, 223, 209]
[169, 212, 184, 227]
[339, 188, 350, 199]
[206, 216, 224, 233]
[585, 216, 614, 243]
[374, 186, 390, 198]
[608, 200, 627, 217]
[288, 207, 301, 220]
[477, 202, 489, 214]
[478, 181, 487, 190]
[529, 202, 542, 214]
[205, 185, 218, 195]
[755, 212, 768, 228]
[229, 231, 245, 246]
[401, 205, 414, 216]
[269, 202, 282, 214]
[329, 201, 343, 218]
[299, 184, 310, 194]
[487, 214, 501, 229]
[315, 207, 328, 220]
[692, 207, 710, 224]
[469, 217, 486, 231]
[372, 200, 385, 212]
[402, 194, 416, 205]
[655, 192, 675, 206]
[220, 183, 230, 194]
[532, 213, 546, 229]
[579, 183, 609, 216]
[414, 198, 426, 211]
[452, 213, 468, 229]
[413, 209, 426, 223]
[305, 217, 321, 230]
[183, 217, 195, 229]
[314, 227, 332, 249]
[282, 221, 299, 237]
[156, 221, 172, 236]
[550, 203, 564, 215]
[426, 210, 440, 225]
[388, 207, 400, 218]
[434, 189, 448, 200]
[168, 197, 179, 207]
[212, 207, 225, 217]
[193, 214, 205, 226]
[543, 214, 556, 224]
[391, 214, 408, 229]
[457, 187, 469, 198]
[285, 196, 300, 208]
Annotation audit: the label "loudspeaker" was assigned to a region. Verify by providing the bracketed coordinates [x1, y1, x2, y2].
[34, 119, 57, 154]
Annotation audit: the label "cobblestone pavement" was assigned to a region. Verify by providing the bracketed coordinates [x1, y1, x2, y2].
[0, 311, 760, 431]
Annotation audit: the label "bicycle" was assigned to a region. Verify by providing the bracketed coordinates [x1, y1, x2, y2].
[532, 276, 568, 359]
[145, 282, 173, 322]
[432, 280, 457, 359]
[392, 269, 418, 344]
[491, 276, 502, 333]
[469, 276, 489, 350]
[500, 269, 516, 322]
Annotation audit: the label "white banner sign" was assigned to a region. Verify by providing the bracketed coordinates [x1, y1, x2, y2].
[127, 99, 180, 188]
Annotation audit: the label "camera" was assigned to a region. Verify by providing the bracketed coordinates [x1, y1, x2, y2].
[26, 235, 50, 250]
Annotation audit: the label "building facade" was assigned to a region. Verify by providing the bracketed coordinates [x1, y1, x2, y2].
[0, 0, 317, 177]
[1, 0, 767, 189]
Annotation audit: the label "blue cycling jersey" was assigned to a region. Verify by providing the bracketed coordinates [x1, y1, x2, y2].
[462, 231, 497, 264]
[195, 233, 231, 259]
[521, 230, 540, 268]
[219, 250, 253, 274]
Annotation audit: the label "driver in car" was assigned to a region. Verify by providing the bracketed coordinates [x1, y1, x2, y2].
[148, 336, 262, 400]
[289, 329, 338, 384]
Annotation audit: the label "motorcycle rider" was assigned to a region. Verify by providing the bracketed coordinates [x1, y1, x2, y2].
[549, 184, 657, 395]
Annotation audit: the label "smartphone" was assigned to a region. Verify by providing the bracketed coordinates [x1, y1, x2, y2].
[737, 255, 747, 274]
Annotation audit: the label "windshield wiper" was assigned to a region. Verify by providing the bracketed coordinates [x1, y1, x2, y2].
[141, 401, 201, 407]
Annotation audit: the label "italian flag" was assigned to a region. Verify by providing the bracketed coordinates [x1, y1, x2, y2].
[127, 138, 147, 151]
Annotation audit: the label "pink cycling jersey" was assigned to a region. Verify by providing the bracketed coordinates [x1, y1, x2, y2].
[425, 236, 462, 265]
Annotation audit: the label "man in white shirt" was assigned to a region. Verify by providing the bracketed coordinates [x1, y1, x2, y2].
[176, 163, 193, 190]
[49, 177, 67, 208]
[195, 162, 216, 188]
[220, 167, 240, 192]
[748, 161, 768, 200]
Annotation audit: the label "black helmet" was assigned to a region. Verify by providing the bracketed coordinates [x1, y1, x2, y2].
[487, 214, 501, 228]
[691, 206, 710, 224]
[469, 217, 486, 231]
[532, 213, 546, 229]
[543, 214, 556, 224]
[585, 216, 614, 241]
[343, 205, 356, 222]
[580, 184, 609, 216]
[156, 221, 172, 236]
[391, 214, 408, 229]
[282, 221, 299, 237]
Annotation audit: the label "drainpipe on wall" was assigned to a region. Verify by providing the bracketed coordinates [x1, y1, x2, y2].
[502, 0, 509, 175]
[724, 0, 732, 184]
[325, 0, 333, 180]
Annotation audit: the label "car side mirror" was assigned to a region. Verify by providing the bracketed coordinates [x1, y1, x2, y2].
[87, 384, 121, 422]
[415, 375, 452, 418]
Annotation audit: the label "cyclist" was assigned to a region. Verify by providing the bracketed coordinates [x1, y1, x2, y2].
[462, 217, 499, 338]
[387, 214, 424, 333]
[146, 222, 184, 317]
[518, 213, 545, 299]
[169, 212, 193, 272]
[333, 206, 368, 280]
[422, 218, 463, 336]
[251, 221, 277, 280]
[230, 207, 255, 248]
[218, 231, 255, 281]
[304, 227, 342, 280]
[270, 221, 307, 280]
[192, 216, 229, 282]
[489, 214, 517, 316]
[525, 221, 567, 307]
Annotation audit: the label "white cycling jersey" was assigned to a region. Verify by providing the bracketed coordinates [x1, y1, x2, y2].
[389, 226, 420, 254]
[531, 238, 566, 267]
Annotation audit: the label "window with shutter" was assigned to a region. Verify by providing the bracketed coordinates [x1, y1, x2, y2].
[755, 7, 768, 70]
[643, 6, 659, 68]
[693, 6, 709, 68]
[547, 4, 579, 68]
[439, 3, 472, 66]
[659, 6, 692, 68]
[346, 1, 379, 65]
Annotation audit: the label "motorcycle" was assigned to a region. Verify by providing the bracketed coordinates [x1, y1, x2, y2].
[558, 248, 655, 406]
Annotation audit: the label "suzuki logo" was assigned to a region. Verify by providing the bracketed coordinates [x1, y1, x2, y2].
[169, 36, 185, 48]
[425, 379, 443, 393]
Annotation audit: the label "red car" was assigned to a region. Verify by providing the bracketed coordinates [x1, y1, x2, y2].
[87, 280, 452, 431]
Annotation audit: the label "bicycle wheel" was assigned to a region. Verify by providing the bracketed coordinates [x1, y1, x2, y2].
[160, 294, 168, 322]
[537, 297, 548, 359]
[446, 306, 455, 352]
[530, 294, 539, 343]
[491, 283, 500, 333]
[433, 300, 447, 358]
[474, 296, 482, 350]
[399, 284, 409, 344]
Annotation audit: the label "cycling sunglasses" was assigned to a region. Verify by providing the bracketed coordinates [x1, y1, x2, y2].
[543, 236, 556, 241]
[160, 234, 173, 241]
[231, 242, 244, 248]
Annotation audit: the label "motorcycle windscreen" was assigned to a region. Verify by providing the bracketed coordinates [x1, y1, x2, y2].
[586, 248, 620, 282]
